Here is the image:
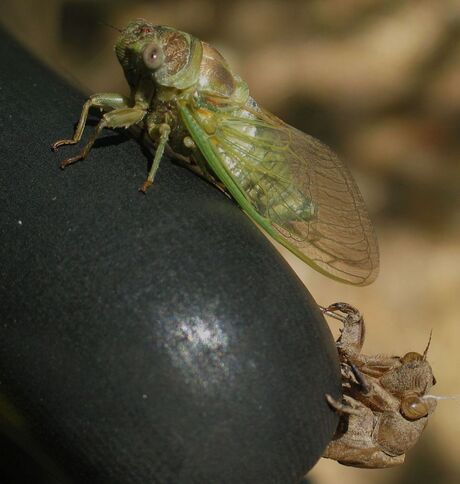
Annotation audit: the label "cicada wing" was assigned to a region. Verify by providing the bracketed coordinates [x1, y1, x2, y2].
[178, 97, 379, 285]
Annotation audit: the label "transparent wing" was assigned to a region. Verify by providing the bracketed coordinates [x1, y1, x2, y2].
[179, 96, 379, 285]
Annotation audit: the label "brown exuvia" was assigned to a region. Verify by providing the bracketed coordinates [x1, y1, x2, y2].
[321, 303, 436, 468]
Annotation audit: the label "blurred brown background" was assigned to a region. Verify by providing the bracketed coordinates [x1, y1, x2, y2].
[1, 0, 459, 483]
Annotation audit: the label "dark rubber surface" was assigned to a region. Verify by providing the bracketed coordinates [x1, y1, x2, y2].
[0, 28, 340, 484]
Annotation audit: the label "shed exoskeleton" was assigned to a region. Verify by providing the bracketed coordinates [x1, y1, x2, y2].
[321, 303, 437, 468]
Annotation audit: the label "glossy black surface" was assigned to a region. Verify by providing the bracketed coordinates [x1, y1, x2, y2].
[0, 28, 340, 484]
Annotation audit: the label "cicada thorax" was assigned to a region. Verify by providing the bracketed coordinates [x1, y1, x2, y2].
[155, 35, 255, 167]
[197, 43, 240, 99]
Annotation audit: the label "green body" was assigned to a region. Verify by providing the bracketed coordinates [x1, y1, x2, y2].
[53, 19, 379, 286]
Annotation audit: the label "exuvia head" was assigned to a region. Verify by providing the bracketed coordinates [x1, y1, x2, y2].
[114, 19, 202, 90]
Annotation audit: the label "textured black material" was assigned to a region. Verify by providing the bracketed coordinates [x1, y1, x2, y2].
[0, 28, 340, 484]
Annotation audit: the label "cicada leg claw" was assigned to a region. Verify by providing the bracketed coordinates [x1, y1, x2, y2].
[51, 139, 78, 152]
[60, 154, 84, 169]
[139, 180, 153, 193]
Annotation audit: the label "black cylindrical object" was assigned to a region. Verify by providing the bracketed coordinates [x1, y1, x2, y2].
[0, 28, 340, 484]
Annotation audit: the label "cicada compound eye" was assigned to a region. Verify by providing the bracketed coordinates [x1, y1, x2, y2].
[143, 42, 165, 70]
[400, 395, 429, 420]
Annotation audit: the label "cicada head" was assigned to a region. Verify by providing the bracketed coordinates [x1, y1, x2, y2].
[115, 19, 202, 90]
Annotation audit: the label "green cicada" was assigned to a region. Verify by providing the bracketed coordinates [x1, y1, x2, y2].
[52, 19, 379, 286]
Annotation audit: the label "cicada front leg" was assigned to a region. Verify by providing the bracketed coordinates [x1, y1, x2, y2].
[321, 303, 400, 376]
[320, 303, 365, 359]
[52, 93, 146, 168]
[52, 93, 130, 150]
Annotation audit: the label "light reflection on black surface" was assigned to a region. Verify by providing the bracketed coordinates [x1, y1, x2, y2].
[164, 305, 245, 392]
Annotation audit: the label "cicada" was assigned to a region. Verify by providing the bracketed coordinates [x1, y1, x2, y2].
[52, 19, 379, 285]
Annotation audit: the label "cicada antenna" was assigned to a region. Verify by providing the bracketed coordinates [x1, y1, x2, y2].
[99, 20, 123, 33]
[423, 330, 433, 360]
